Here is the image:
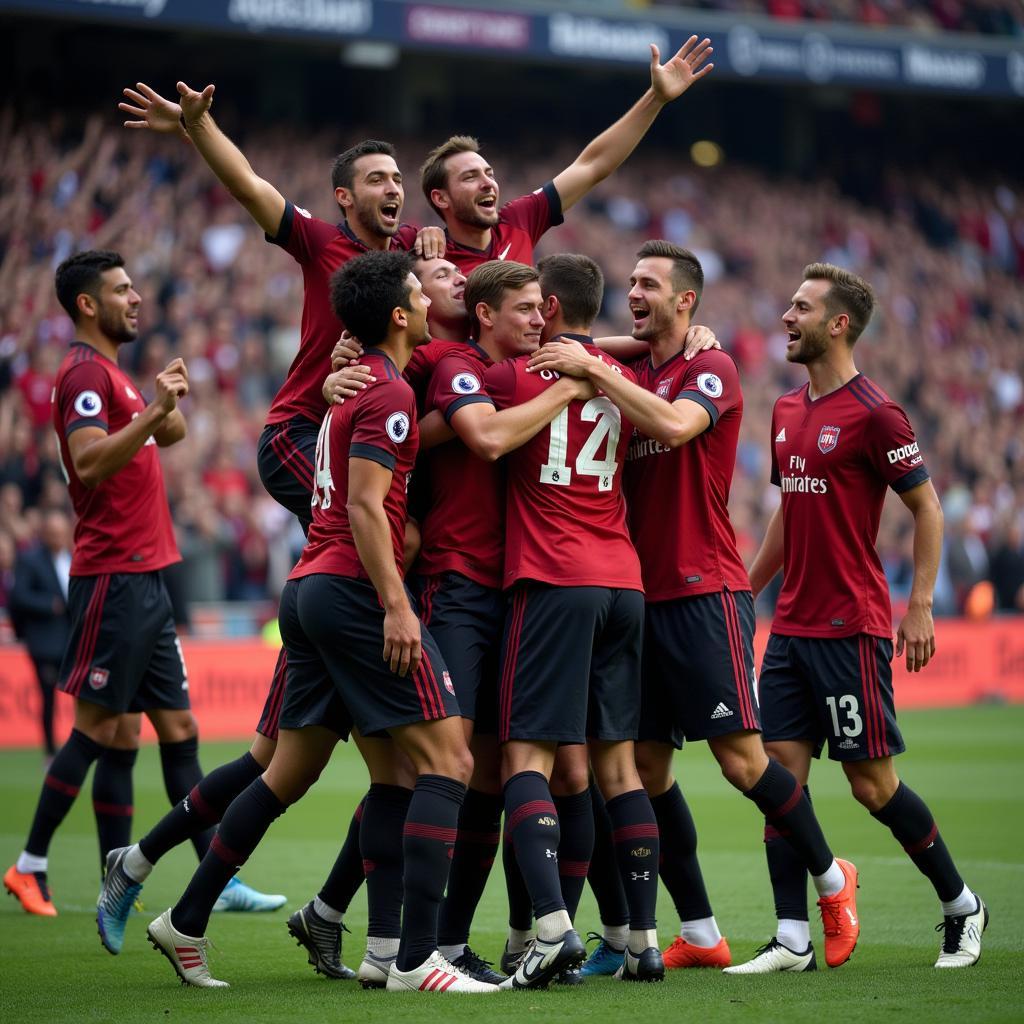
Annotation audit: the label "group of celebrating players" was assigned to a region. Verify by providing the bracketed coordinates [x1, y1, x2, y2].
[4, 34, 988, 995]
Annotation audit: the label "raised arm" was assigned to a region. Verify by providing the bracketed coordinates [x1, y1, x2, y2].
[119, 81, 286, 236]
[551, 36, 713, 212]
[895, 480, 943, 672]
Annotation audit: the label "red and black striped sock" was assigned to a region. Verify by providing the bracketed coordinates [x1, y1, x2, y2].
[587, 781, 630, 929]
[362, 784, 413, 940]
[92, 746, 137, 869]
[317, 794, 367, 915]
[606, 789, 660, 932]
[396, 775, 465, 973]
[25, 728, 105, 857]
[437, 788, 503, 946]
[764, 785, 813, 924]
[503, 771, 565, 921]
[650, 782, 713, 922]
[502, 821, 534, 931]
[554, 789, 594, 922]
[170, 776, 286, 937]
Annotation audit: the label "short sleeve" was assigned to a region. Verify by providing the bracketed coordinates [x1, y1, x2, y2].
[391, 223, 422, 252]
[350, 379, 417, 471]
[265, 200, 338, 265]
[865, 402, 929, 493]
[483, 359, 518, 411]
[59, 361, 112, 436]
[499, 183, 563, 244]
[676, 351, 740, 430]
[428, 354, 494, 424]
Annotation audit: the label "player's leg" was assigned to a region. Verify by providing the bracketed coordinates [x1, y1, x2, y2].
[256, 419, 317, 530]
[34, 658, 60, 759]
[91, 713, 140, 873]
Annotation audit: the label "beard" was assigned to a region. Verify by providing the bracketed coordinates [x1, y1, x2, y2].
[786, 325, 830, 364]
[451, 193, 498, 229]
[352, 194, 401, 238]
[98, 304, 138, 344]
[631, 302, 674, 342]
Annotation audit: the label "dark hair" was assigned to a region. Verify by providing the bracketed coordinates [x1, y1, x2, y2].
[329, 250, 415, 346]
[331, 140, 397, 192]
[636, 240, 704, 312]
[55, 250, 125, 322]
[802, 262, 875, 344]
[420, 135, 481, 218]
[464, 260, 538, 338]
[537, 254, 604, 330]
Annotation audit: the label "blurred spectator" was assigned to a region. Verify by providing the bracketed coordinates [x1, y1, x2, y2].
[988, 514, 1024, 611]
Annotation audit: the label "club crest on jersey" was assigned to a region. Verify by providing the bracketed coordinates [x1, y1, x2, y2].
[452, 372, 480, 395]
[817, 424, 841, 454]
[697, 373, 723, 398]
[386, 412, 410, 443]
[442, 670, 455, 695]
[88, 667, 109, 691]
[656, 378, 674, 399]
[74, 390, 103, 417]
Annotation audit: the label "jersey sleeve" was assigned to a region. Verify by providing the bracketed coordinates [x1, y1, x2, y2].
[865, 402, 929, 493]
[499, 183, 564, 244]
[770, 403, 781, 487]
[483, 359, 519, 411]
[265, 200, 338, 265]
[676, 351, 740, 430]
[58, 361, 113, 436]
[350, 380, 417, 471]
[390, 223, 422, 252]
[428, 354, 494, 424]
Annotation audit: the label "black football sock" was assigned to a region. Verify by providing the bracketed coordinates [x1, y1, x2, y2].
[92, 746, 137, 869]
[649, 782, 713, 922]
[25, 728, 105, 857]
[437, 788, 503, 946]
[744, 759, 833, 876]
[871, 782, 964, 902]
[159, 737, 215, 861]
[317, 795, 367, 915]
[554, 789, 594, 922]
[41, 683, 57, 757]
[587, 781, 629, 929]
[396, 775, 465, 972]
[503, 771, 565, 919]
[362, 784, 413, 940]
[170, 777, 286, 937]
[139, 752, 263, 865]
[502, 820, 533, 931]
[605, 789, 660, 932]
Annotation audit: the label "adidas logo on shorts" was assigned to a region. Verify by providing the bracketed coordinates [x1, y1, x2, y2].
[710, 702, 733, 720]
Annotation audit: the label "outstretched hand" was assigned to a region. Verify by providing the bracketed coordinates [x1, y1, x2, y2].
[119, 82, 184, 136]
[650, 35, 714, 104]
[176, 81, 216, 128]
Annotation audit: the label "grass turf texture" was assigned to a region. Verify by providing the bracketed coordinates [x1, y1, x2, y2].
[1, 705, 1021, 1023]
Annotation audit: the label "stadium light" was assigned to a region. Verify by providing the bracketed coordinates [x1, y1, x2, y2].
[690, 140, 724, 168]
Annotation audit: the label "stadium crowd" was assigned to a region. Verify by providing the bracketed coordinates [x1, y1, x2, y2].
[649, 0, 1024, 35]
[0, 110, 1021, 616]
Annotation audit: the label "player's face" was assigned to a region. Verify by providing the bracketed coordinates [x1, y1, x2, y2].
[94, 267, 141, 344]
[402, 273, 432, 346]
[485, 282, 545, 357]
[416, 258, 468, 325]
[344, 154, 404, 237]
[438, 151, 499, 229]
[627, 258, 679, 342]
[782, 279, 832, 365]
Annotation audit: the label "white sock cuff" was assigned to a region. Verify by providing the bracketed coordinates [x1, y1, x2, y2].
[16, 852, 47, 875]
[313, 896, 343, 923]
[124, 844, 153, 882]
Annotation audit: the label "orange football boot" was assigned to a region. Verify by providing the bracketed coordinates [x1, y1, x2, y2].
[662, 935, 731, 968]
[4, 864, 57, 916]
[817, 858, 859, 967]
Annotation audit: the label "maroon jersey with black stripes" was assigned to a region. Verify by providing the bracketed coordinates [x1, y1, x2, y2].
[290, 351, 418, 581]
[53, 343, 179, 576]
[397, 184, 562, 276]
[265, 201, 416, 426]
[770, 373, 929, 639]
[624, 348, 751, 601]
[484, 338, 643, 591]
[418, 343, 504, 588]
[403, 336, 472, 409]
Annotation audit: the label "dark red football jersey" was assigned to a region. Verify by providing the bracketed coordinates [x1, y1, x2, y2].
[403, 336, 473, 410]
[289, 351, 418, 581]
[397, 184, 562, 275]
[417, 344, 504, 588]
[769, 374, 930, 639]
[484, 338, 642, 591]
[265, 201, 415, 426]
[625, 349, 751, 601]
[53, 343, 180, 576]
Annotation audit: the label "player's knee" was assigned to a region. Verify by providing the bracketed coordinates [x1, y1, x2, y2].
[634, 744, 672, 795]
[847, 770, 889, 812]
[550, 761, 589, 797]
[718, 750, 762, 792]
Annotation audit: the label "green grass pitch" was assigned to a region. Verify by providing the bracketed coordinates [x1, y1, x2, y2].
[2, 706, 1021, 1023]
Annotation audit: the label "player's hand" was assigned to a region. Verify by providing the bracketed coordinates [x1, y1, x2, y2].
[895, 604, 935, 673]
[323, 365, 375, 406]
[683, 324, 721, 359]
[119, 82, 186, 138]
[176, 80, 216, 129]
[383, 604, 422, 677]
[154, 358, 189, 413]
[414, 226, 446, 260]
[569, 375, 598, 401]
[649, 36, 714, 104]
[526, 338, 597, 379]
[331, 331, 364, 371]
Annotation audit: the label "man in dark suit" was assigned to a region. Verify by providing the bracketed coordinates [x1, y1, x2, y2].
[10, 510, 72, 757]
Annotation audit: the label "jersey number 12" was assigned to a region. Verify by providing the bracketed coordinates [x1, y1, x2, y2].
[540, 397, 621, 492]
